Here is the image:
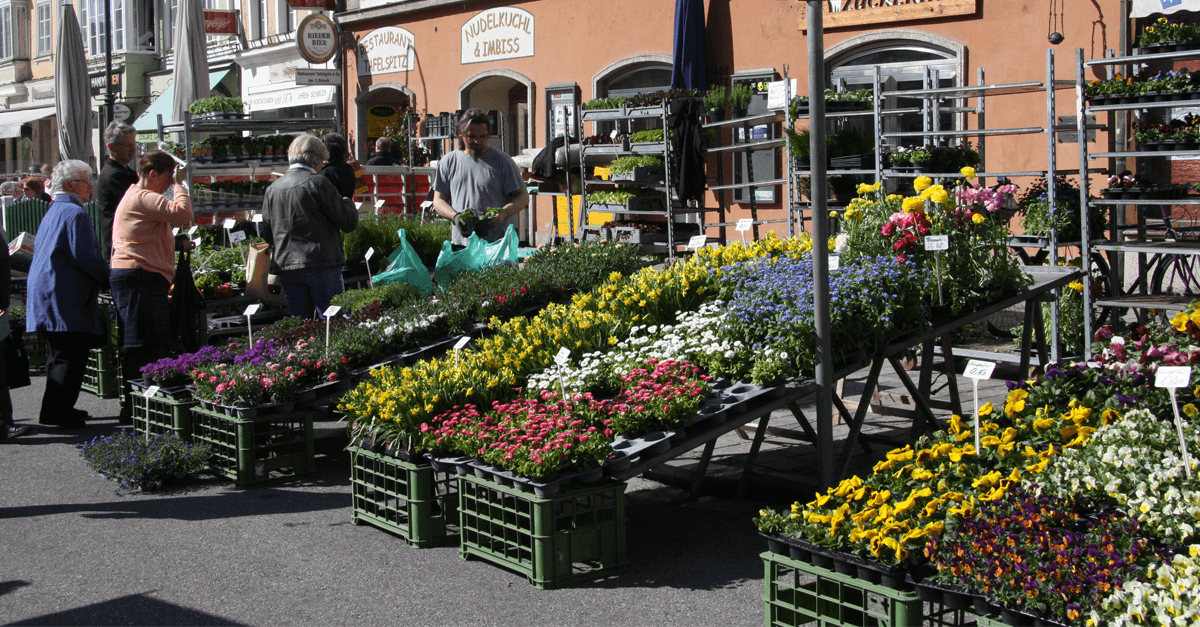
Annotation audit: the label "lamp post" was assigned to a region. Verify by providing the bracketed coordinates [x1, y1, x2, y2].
[102, 0, 114, 156]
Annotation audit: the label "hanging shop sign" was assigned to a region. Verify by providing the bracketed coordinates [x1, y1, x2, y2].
[204, 9, 238, 35]
[358, 27, 416, 76]
[297, 14, 338, 65]
[461, 7, 534, 65]
[799, 0, 977, 30]
[286, 0, 335, 9]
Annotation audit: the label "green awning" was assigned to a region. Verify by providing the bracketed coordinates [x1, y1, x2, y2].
[133, 69, 231, 134]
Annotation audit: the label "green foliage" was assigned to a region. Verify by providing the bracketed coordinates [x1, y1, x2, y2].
[78, 432, 212, 492]
[729, 82, 753, 109]
[629, 129, 664, 143]
[703, 85, 726, 112]
[343, 216, 451, 266]
[188, 96, 244, 115]
[608, 155, 664, 176]
[587, 188, 659, 205]
[331, 281, 425, 314]
[1017, 176, 1103, 241]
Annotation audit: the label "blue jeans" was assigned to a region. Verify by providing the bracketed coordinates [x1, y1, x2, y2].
[110, 268, 171, 348]
[280, 266, 345, 320]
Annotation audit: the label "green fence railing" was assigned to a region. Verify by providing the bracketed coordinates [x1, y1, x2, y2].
[3, 198, 105, 245]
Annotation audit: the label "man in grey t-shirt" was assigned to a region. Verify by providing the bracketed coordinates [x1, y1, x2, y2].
[432, 108, 529, 246]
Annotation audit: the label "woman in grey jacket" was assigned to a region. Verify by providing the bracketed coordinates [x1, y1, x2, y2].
[261, 134, 359, 319]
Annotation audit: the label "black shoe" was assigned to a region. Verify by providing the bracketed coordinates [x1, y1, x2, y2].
[1, 425, 31, 439]
[40, 416, 87, 429]
[69, 408, 90, 420]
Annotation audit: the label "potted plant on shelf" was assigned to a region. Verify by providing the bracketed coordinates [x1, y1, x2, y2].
[1136, 16, 1200, 53]
[703, 85, 726, 122]
[729, 83, 753, 119]
[909, 147, 933, 173]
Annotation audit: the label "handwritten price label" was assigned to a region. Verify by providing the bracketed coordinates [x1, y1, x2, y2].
[323, 305, 342, 319]
[924, 235, 949, 251]
[420, 200, 433, 210]
[374, 199, 387, 209]
[687, 235, 708, 250]
[454, 336, 471, 350]
[223, 218, 236, 230]
[736, 218, 753, 232]
[1156, 366, 1192, 389]
[188, 226, 198, 236]
[243, 304, 260, 316]
[143, 385, 160, 399]
[246, 160, 260, 169]
[365, 247, 375, 261]
[964, 359, 997, 380]
[229, 230, 247, 243]
[252, 214, 263, 223]
[555, 347, 571, 366]
[172, 227, 180, 236]
[829, 255, 840, 271]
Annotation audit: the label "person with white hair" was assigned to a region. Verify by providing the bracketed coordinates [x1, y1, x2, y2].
[261, 133, 358, 319]
[96, 120, 138, 260]
[25, 160, 109, 429]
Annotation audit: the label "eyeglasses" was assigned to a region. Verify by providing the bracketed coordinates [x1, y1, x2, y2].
[70, 177, 93, 187]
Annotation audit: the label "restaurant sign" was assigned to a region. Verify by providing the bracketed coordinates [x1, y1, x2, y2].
[358, 27, 416, 76]
[799, 0, 977, 30]
[461, 7, 534, 65]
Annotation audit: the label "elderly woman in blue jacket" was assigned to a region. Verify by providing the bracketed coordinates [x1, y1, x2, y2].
[261, 133, 358, 319]
[26, 160, 109, 429]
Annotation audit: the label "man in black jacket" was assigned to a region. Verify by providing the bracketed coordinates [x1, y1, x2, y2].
[365, 137, 398, 166]
[95, 121, 138, 260]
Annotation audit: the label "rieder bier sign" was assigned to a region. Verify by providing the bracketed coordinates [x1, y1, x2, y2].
[799, 0, 977, 30]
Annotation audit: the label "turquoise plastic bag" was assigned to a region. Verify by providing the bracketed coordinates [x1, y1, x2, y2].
[371, 228, 433, 293]
[433, 224, 519, 287]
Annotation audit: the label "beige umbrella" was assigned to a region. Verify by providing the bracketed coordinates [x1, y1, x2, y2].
[171, 0, 211, 124]
[56, 1, 93, 163]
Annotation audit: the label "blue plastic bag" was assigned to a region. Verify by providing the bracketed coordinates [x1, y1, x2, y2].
[371, 228, 433, 293]
[433, 224, 519, 287]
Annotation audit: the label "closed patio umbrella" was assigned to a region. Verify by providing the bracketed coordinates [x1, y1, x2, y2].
[670, 0, 706, 89]
[171, 0, 210, 124]
[56, 1, 93, 163]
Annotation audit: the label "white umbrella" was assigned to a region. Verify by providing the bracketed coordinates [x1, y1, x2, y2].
[171, 0, 210, 124]
[56, 1, 93, 163]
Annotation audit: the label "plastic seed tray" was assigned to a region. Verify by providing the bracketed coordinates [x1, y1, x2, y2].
[350, 445, 458, 547]
[190, 405, 314, 487]
[457, 473, 627, 589]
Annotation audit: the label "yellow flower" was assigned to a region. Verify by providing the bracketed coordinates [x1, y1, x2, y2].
[901, 196, 926, 213]
[1068, 281, 1084, 292]
[886, 445, 914, 462]
[973, 471, 1003, 489]
[971, 213, 985, 225]
[913, 176, 932, 192]
[960, 166, 976, 179]
[930, 188, 949, 204]
[1185, 404, 1198, 419]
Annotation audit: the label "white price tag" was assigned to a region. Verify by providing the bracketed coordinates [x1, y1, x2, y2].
[192, 238, 201, 249]
[964, 359, 997, 380]
[375, 199, 387, 208]
[223, 218, 236, 230]
[323, 305, 342, 319]
[924, 235, 949, 251]
[172, 227, 180, 236]
[252, 214, 263, 223]
[246, 160, 260, 169]
[454, 336, 471, 350]
[687, 235, 708, 250]
[420, 200, 433, 210]
[1112, 336, 1125, 345]
[243, 304, 260, 316]
[229, 230, 247, 243]
[1156, 366, 1192, 389]
[736, 218, 753, 232]
[143, 385, 161, 399]
[609, 129, 619, 140]
[364, 247, 376, 261]
[355, 201, 364, 211]
[828, 255, 840, 271]
[555, 347, 571, 366]
[188, 225, 198, 236]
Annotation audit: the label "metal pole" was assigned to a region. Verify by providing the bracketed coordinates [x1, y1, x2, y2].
[1076, 48, 1093, 359]
[807, 1, 834, 492]
[103, 0, 114, 136]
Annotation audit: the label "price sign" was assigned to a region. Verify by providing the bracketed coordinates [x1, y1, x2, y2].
[454, 336, 471, 350]
[243, 304, 260, 316]
[364, 247, 376, 262]
[609, 129, 619, 140]
[736, 218, 753, 232]
[555, 347, 571, 366]
[687, 235, 707, 250]
[1157, 366, 1191, 389]
[420, 200, 433, 210]
[172, 227, 180, 236]
[323, 305, 343, 357]
[143, 385, 161, 399]
[829, 255, 840, 271]
[323, 305, 342, 319]
[374, 199, 386, 209]
[252, 214, 263, 223]
[924, 235, 949, 251]
[223, 218, 236, 230]
[188, 226, 198, 236]
[964, 359, 997, 380]
[229, 230, 247, 243]
[355, 201, 364, 211]
[246, 160, 260, 169]
[192, 238, 202, 249]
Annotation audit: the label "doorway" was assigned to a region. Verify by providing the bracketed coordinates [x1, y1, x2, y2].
[460, 72, 531, 157]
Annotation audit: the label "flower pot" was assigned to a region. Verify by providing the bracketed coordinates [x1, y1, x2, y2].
[731, 107, 748, 119]
[762, 534, 787, 555]
[913, 583, 943, 604]
[787, 545, 811, 563]
[707, 109, 725, 122]
[574, 466, 604, 484]
[809, 550, 834, 570]
[854, 564, 881, 585]
[973, 596, 1000, 618]
[832, 558, 856, 576]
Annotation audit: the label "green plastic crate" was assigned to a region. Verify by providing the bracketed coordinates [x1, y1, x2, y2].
[131, 394, 196, 441]
[21, 332, 47, 373]
[81, 347, 119, 399]
[190, 405, 315, 487]
[349, 446, 459, 547]
[457, 474, 627, 589]
[763, 552, 925, 627]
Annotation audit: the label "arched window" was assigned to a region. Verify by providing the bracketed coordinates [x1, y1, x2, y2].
[828, 36, 962, 149]
[595, 58, 672, 134]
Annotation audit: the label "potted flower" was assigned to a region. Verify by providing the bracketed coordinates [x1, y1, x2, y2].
[703, 85, 726, 122]
[1136, 16, 1200, 53]
[909, 147, 933, 172]
[729, 83, 753, 119]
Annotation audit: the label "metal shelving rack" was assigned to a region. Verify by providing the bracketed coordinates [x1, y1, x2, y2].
[1075, 46, 1200, 358]
[578, 99, 715, 258]
[705, 109, 792, 241]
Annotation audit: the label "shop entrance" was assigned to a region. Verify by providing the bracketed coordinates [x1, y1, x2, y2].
[460, 73, 530, 157]
[355, 84, 413, 161]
